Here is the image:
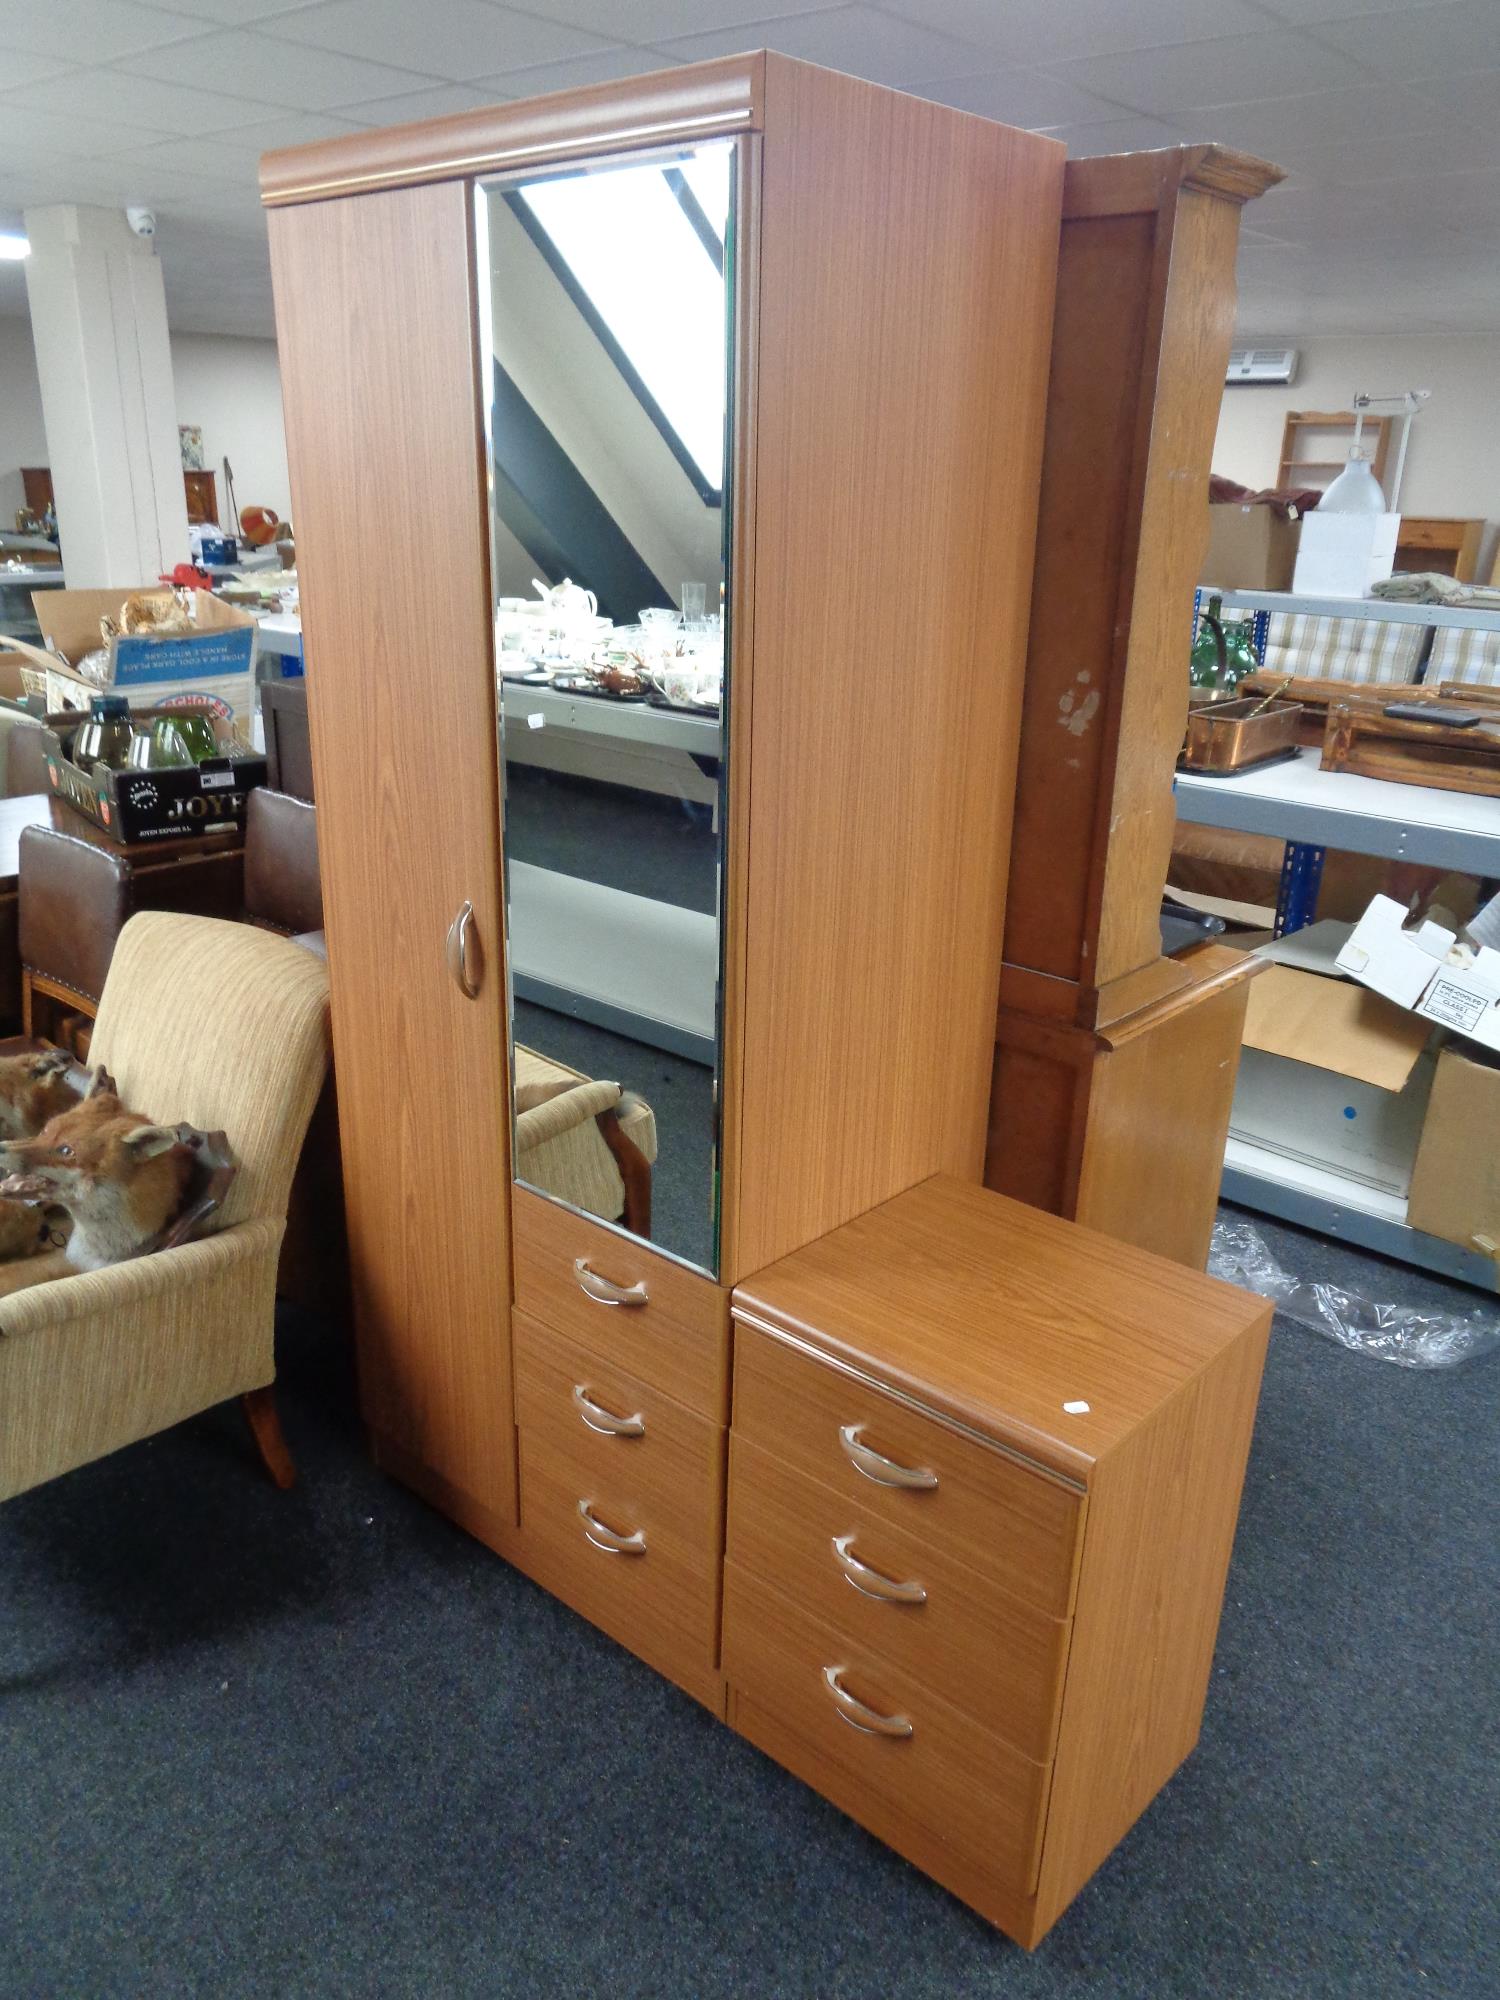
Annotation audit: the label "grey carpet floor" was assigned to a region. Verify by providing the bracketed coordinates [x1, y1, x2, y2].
[1, 1207, 1495, 1999]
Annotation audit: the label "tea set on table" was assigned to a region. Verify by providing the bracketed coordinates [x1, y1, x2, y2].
[494, 578, 723, 714]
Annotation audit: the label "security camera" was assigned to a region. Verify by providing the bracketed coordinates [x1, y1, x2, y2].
[125, 206, 156, 240]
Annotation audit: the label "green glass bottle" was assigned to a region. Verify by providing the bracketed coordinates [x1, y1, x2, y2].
[1220, 615, 1260, 695]
[1190, 593, 1227, 693]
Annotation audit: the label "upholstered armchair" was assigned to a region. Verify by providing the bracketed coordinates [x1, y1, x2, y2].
[514, 1044, 656, 1237]
[0, 910, 329, 1502]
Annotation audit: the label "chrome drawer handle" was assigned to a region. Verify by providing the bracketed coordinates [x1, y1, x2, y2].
[574, 1257, 648, 1307]
[445, 899, 481, 999]
[577, 1499, 646, 1556]
[821, 1665, 913, 1739]
[573, 1383, 645, 1438]
[838, 1424, 938, 1491]
[832, 1533, 927, 1605]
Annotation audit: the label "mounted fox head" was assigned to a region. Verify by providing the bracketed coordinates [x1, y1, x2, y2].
[0, 1068, 192, 1272]
[0, 1048, 80, 1142]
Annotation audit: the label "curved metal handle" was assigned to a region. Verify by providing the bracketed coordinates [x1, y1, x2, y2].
[821, 1665, 913, 1739]
[832, 1533, 927, 1605]
[838, 1424, 938, 1491]
[576, 1499, 646, 1556]
[445, 899, 480, 999]
[573, 1383, 645, 1439]
[574, 1257, 648, 1308]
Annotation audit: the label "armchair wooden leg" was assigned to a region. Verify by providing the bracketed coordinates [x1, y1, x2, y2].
[242, 1386, 297, 1490]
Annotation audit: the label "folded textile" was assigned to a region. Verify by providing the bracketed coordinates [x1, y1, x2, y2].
[1370, 571, 1500, 607]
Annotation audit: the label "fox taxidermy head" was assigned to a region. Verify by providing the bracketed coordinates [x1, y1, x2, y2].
[0, 1048, 80, 1141]
[0, 1068, 192, 1271]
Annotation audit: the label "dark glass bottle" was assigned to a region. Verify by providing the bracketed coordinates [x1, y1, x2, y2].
[73, 693, 133, 771]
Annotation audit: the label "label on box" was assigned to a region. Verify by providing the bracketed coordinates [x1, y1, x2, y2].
[199, 767, 236, 791]
[110, 627, 256, 685]
[1422, 979, 1491, 1034]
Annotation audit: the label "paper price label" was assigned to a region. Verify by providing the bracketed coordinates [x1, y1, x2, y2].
[1424, 979, 1489, 1034]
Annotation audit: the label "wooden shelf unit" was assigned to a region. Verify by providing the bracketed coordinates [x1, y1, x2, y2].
[1276, 409, 1390, 497]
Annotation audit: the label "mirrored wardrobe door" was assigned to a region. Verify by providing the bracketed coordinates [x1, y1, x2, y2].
[478, 143, 736, 1278]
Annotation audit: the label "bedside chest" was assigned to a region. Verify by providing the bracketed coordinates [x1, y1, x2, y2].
[725, 1175, 1271, 1948]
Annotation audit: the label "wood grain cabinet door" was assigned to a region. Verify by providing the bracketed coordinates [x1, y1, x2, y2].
[268, 180, 517, 1531]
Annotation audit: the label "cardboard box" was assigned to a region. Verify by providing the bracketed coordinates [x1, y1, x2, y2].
[1292, 511, 1400, 598]
[0, 587, 258, 726]
[1199, 503, 1300, 592]
[44, 742, 267, 844]
[1336, 894, 1500, 1055]
[1232, 923, 1437, 1196]
[1407, 1046, 1500, 1255]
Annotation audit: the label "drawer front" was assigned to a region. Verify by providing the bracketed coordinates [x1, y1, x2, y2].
[732, 1325, 1082, 1618]
[514, 1311, 723, 1527]
[722, 1563, 1050, 1893]
[514, 1186, 729, 1420]
[727, 1435, 1068, 1763]
[516, 1430, 721, 1676]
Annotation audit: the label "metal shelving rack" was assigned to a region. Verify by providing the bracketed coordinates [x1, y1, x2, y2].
[1180, 588, 1500, 1291]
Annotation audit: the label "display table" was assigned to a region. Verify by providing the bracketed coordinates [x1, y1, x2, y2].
[1175, 751, 1500, 1289]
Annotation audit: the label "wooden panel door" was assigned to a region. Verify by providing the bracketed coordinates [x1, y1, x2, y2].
[267, 180, 517, 1533]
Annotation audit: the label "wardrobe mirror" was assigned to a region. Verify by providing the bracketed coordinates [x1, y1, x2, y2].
[479, 143, 735, 1278]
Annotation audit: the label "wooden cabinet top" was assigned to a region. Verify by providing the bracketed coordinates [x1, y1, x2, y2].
[732, 1175, 1270, 1486]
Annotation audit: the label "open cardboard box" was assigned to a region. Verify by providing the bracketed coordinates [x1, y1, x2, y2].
[1335, 893, 1500, 1055]
[1407, 1044, 1500, 1258]
[0, 587, 259, 725]
[1231, 921, 1437, 1197]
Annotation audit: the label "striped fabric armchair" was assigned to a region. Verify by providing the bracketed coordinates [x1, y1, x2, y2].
[0, 912, 329, 1502]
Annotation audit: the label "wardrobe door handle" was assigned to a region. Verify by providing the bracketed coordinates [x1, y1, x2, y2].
[446, 899, 480, 999]
[572, 1384, 645, 1438]
[577, 1499, 646, 1556]
[821, 1665, 913, 1739]
[838, 1424, 938, 1491]
[832, 1533, 927, 1605]
[574, 1257, 648, 1307]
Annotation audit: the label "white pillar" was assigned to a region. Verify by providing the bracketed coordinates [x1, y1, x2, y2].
[21, 204, 190, 590]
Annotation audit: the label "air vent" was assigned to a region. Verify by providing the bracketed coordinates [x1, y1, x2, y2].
[1226, 345, 1299, 386]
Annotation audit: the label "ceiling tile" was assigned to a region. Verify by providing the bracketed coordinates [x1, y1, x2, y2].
[471, 47, 682, 97]
[1311, 2, 1500, 82]
[1171, 81, 1445, 154]
[1290, 124, 1500, 185]
[1251, 0, 1466, 20]
[270, 0, 616, 80]
[327, 82, 512, 124]
[0, 52, 77, 90]
[1043, 28, 1368, 117]
[657, 5, 982, 88]
[916, 67, 1126, 127]
[3, 67, 280, 138]
[0, 102, 167, 159]
[110, 115, 372, 187]
[881, 0, 1270, 68]
[157, 0, 320, 19]
[0, 0, 209, 63]
[525, 0, 844, 35]
[1406, 68, 1500, 123]
[114, 28, 434, 114]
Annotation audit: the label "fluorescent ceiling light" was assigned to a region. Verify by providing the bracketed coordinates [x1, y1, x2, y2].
[0, 233, 29, 261]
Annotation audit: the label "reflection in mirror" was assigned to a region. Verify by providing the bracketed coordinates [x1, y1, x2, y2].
[479, 144, 734, 1277]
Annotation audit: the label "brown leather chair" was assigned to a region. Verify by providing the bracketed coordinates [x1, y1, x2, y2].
[18, 822, 245, 1052]
[244, 788, 322, 937]
[240, 789, 347, 1326]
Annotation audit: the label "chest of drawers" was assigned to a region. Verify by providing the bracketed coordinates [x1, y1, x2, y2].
[724, 1175, 1271, 1948]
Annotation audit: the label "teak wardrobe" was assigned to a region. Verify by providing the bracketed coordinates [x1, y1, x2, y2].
[262, 53, 1273, 1950]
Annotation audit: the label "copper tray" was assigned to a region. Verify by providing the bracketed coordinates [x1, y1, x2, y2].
[1181, 695, 1304, 773]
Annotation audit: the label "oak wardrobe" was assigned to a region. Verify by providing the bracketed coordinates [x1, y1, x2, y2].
[262, 53, 1270, 1950]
